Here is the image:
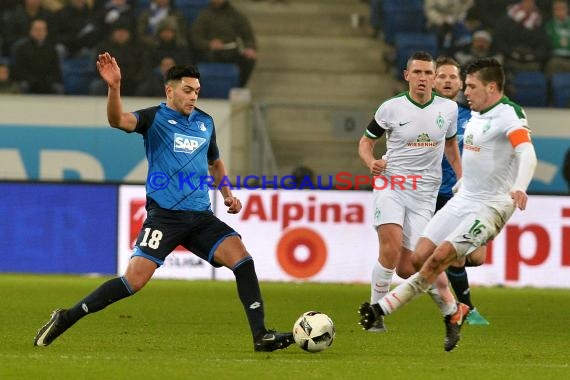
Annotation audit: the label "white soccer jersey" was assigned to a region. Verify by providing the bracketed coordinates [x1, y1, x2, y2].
[366, 92, 458, 191]
[460, 96, 529, 202]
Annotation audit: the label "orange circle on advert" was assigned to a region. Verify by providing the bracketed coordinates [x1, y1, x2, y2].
[277, 227, 327, 278]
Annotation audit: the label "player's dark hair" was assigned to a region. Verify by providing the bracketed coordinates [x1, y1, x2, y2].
[464, 58, 504, 91]
[165, 65, 200, 83]
[406, 51, 434, 70]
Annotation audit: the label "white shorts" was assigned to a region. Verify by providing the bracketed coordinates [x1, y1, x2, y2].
[372, 188, 437, 251]
[422, 195, 516, 258]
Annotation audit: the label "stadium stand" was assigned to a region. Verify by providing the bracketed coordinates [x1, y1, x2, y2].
[510, 71, 548, 107]
[551, 72, 570, 108]
[136, 0, 208, 25]
[197, 62, 239, 99]
[394, 32, 438, 78]
[177, 0, 210, 25]
[61, 56, 98, 95]
[382, 0, 426, 45]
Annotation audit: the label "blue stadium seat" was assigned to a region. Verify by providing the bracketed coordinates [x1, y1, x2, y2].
[135, 0, 208, 25]
[61, 56, 97, 95]
[511, 71, 548, 107]
[382, 0, 426, 45]
[551, 72, 570, 108]
[197, 62, 239, 99]
[394, 33, 438, 79]
[177, 0, 209, 25]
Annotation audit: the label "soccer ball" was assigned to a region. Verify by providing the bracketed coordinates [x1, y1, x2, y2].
[292, 311, 335, 353]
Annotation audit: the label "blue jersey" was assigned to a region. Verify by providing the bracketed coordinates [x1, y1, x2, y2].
[133, 103, 220, 211]
[439, 103, 470, 197]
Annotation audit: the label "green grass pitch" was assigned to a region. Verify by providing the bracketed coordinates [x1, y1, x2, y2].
[0, 274, 568, 380]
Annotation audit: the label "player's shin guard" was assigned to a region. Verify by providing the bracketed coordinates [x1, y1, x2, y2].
[233, 257, 266, 339]
[428, 286, 457, 316]
[371, 261, 394, 303]
[429, 272, 458, 316]
[378, 272, 431, 315]
[65, 276, 135, 325]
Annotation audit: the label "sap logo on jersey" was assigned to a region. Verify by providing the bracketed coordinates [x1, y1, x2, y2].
[173, 133, 206, 154]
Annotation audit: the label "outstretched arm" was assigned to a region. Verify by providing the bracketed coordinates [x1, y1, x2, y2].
[96, 52, 137, 132]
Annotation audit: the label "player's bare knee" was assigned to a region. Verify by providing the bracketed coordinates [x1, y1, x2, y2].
[413, 237, 436, 270]
[218, 249, 250, 269]
[123, 275, 149, 292]
[467, 246, 487, 266]
[451, 256, 466, 268]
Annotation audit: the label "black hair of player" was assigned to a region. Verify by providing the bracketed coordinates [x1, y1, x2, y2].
[165, 65, 200, 83]
[464, 58, 504, 91]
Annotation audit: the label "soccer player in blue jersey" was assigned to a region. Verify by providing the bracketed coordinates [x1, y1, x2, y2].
[434, 56, 489, 326]
[33, 52, 294, 352]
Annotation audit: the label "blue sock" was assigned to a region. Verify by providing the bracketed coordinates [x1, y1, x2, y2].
[64, 277, 134, 325]
[233, 258, 266, 340]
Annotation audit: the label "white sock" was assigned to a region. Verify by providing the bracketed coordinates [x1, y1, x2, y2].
[428, 286, 457, 316]
[378, 272, 431, 315]
[442, 302, 458, 316]
[371, 261, 394, 303]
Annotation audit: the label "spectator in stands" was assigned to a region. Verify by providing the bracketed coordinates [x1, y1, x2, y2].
[472, 0, 517, 31]
[2, 0, 54, 58]
[51, 0, 98, 57]
[0, 61, 22, 94]
[191, 0, 258, 87]
[144, 17, 193, 70]
[424, 0, 475, 53]
[463, 5, 484, 34]
[135, 56, 176, 97]
[454, 30, 503, 67]
[93, 0, 137, 40]
[137, 0, 188, 46]
[494, 0, 549, 73]
[11, 19, 63, 94]
[89, 22, 146, 96]
[545, 0, 570, 76]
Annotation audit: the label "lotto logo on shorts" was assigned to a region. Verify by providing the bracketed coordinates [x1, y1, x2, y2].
[173, 133, 206, 154]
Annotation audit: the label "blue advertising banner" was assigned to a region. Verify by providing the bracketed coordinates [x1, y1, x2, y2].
[0, 125, 145, 182]
[0, 182, 118, 274]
